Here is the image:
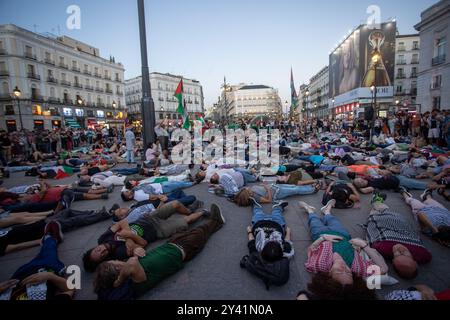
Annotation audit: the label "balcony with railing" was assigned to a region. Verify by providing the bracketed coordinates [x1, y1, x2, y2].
[411, 59, 419, 65]
[72, 66, 81, 73]
[116, 90, 124, 95]
[105, 88, 113, 94]
[396, 74, 406, 79]
[396, 60, 407, 65]
[397, 46, 406, 51]
[96, 102, 105, 108]
[61, 80, 72, 87]
[412, 45, 420, 51]
[44, 58, 55, 65]
[47, 76, 58, 84]
[94, 73, 102, 78]
[410, 73, 418, 79]
[47, 97, 60, 104]
[432, 55, 446, 66]
[95, 87, 104, 93]
[85, 85, 94, 91]
[73, 82, 83, 89]
[63, 99, 73, 105]
[24, 52, 37, 60]
[104, 75, 112, 80]
[31, 94, 44, 102]
[27, 72, 41, 80]
[0, 94, 11, 101]
[0, 70, 9, 77]
[83, 69, 92, 76]
[114, 77, 122, 83]
[59, 63, 69, 69]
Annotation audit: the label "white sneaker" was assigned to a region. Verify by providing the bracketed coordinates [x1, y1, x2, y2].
[321, 199, 336, 214]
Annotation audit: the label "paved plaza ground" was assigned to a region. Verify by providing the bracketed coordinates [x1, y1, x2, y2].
[1, 165, 449, 300]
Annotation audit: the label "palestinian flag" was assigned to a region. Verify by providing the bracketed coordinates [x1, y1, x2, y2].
[174, 79, 184, 115]
[196, 113, 206, 126]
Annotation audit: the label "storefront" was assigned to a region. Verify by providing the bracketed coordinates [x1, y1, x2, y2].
[52, 120, 61, 129]
[6, 120, 17, 133]
[33, 119, 45, 131]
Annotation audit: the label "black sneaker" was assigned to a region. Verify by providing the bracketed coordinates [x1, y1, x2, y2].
[109, 203, 120, 216]
[420, 189, 433, 202]
[44, 221, 64, 244]
[210, 204, 225, 225]
[188, 200, 204, 212]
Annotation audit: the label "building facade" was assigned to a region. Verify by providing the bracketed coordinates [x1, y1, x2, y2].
[0, 24, 126, 132]
[125, 73, 204, 126]
[308, 66, 329, 120]
[221, 84, 282, 120]
[394, 34, 420, 112]
[415, 0, 450, 112]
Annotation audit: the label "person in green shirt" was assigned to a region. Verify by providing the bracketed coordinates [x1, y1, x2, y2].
[94, 204, 226, 300]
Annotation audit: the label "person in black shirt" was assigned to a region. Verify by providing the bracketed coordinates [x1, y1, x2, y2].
[82, 201, 208, 272]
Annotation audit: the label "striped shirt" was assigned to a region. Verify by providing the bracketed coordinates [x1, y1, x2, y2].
[219, 174, 240, 196]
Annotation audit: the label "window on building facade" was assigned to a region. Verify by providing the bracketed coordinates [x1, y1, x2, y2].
[432, 75, 442, 89]
[4, 105, 14, 115]
[0, 61, 6, 72]
[432, 96, 441, 110]
[413, 41, 419, 50]
[396, 84, 403, 93]
[435, 37, 447, 58]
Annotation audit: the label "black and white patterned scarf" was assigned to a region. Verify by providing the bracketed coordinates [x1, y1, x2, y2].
[365, 211, 424, 247]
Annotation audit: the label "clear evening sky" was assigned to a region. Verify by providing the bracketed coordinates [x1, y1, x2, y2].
[0, 0, 438, 108]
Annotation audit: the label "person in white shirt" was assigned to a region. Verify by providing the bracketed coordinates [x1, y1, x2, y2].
[125, 127, 136, 164]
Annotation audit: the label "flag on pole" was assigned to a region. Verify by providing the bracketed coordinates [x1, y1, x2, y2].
[175, 79, 184, 115]
[182, 99, 190, 130]
[290, 68, 298, 110]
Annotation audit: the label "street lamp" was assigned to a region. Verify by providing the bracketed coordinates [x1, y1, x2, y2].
[112, 101, 117, 108]
[13, 86, 23, 130]
[77, 96, 84, 106]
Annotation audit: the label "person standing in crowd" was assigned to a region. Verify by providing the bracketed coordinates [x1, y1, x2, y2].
[125, 126, 136, 164]
[155, 119, 170, 152]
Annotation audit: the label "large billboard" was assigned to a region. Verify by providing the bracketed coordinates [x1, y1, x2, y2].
[329, 22, 396, 98]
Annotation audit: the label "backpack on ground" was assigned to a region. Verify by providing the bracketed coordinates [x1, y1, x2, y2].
[240, 253, 290, 290]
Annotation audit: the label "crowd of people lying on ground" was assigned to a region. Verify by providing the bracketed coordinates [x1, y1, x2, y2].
[0, 119, 449, 301]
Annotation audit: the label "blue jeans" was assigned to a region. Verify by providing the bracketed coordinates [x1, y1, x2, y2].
[272, 184, 315, 200]
[12, 236, 65, 280]
[233, 168, 257, 184]
[161, 181, 194, 194]
[126, 150, 134, 163]
[397, 175, 427, 190]
[167, 190, 196, 207]
[308, 213, 350, 241]
[112, 168, 139, 175]
[252, 206, 285, 227]
[6, 166, 34, 173]
[3, 201, 58, 213]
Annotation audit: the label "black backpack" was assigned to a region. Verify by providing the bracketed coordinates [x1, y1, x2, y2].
[240, 252, 290, 290]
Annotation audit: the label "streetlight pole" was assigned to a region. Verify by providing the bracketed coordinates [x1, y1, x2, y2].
[13, 86, 23, 131]
[137, 0, 156, 147]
